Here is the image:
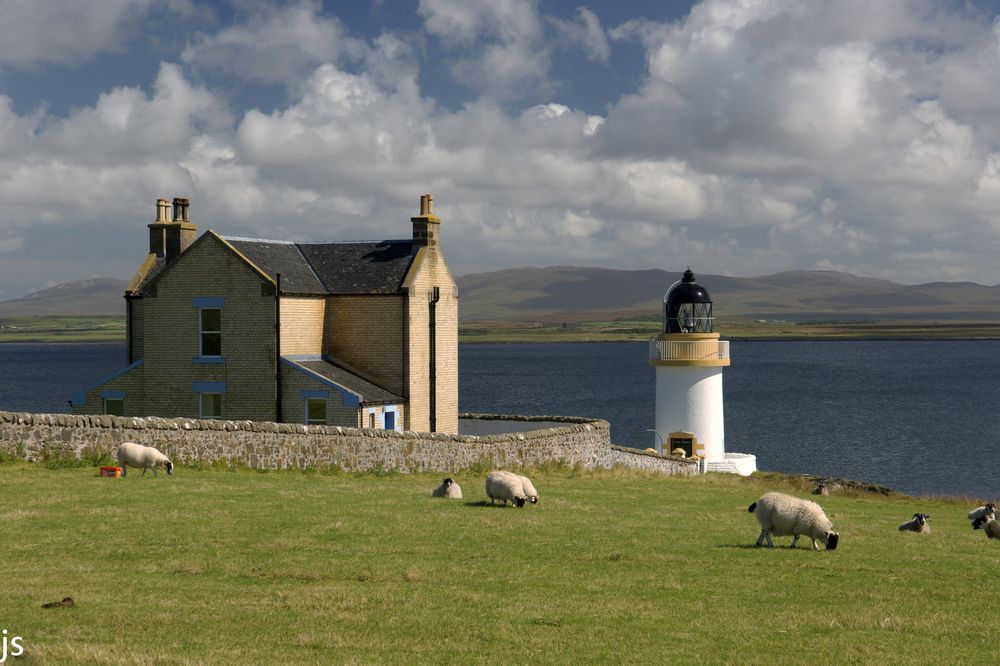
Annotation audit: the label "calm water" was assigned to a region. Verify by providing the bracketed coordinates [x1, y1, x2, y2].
[2, 341, 998, 498]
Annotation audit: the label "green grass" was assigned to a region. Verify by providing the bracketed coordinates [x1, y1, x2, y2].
[3, 464, 998, 664]
[0, 316, 124, 342]
[459, 319, 1000, 343]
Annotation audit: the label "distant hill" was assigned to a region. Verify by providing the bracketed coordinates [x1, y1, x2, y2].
[456, 267, 1000, 322]
[0, 278, 127, 317]
[6, 269, 1000, 323]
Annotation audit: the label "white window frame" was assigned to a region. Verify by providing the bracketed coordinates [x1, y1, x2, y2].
[199, 308, 222, 357]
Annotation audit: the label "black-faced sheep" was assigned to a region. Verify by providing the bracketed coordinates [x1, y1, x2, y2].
[748, 491, 839, 550]
[485, 471, 527, 508]
[898, 513, 930, 533]
[517, 474, 538, 504]
[973, 515, 1000, 539]
[968, 503, 996, 525]
[432, 478, 463, 499]
[116, 442, 173, 477]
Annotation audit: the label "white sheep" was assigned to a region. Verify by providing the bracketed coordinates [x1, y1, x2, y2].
[748, 491, 839, 550]
[973, 515, 1000, 539]
[968, 503, 996, 524]
[432, 477, 463, 499]
[898, 513, 930, 533]
[485, 471, 527, 508]
[116, 442, 173, 477]
[517, 474, 538, 504]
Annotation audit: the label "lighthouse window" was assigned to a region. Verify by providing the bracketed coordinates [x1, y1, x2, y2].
[668, 302, 713, 333]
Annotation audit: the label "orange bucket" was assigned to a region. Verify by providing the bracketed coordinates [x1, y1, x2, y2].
[99, 466, 122, 478]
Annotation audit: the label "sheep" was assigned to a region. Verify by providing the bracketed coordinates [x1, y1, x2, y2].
[973, 515, 1000, 539]
[517, 474, 538, 504]
[898, 513, 930, 533]
[968, 503, 996, 524]
[432, 477, 463, 499]
[748, 491, 839, 550]
[485, 471, 527, 508]
[116, 442, 173, 477]
[812, 482, 829, 496]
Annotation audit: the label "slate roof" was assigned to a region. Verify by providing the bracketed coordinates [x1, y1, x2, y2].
[224, 236, 415, 295]
[285, 357, 404, 405]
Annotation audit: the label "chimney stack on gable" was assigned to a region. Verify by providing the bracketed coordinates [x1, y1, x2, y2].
[411, 193, 441, 252]
[148, 196, 196, 262]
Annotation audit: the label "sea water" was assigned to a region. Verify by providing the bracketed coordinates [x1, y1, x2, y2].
[2, 340, 997, 497]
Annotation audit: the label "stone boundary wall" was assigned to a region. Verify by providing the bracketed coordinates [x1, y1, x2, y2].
[0, 410, 695, 475]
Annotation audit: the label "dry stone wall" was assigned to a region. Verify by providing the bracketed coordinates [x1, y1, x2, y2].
[0, 410, 696, 475]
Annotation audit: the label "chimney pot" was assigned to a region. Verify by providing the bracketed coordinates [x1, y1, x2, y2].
[420, 194, 433, 216]
[156, 198, 172, 222]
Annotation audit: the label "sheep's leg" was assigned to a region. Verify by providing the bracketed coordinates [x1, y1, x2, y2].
[790, 534, 799, 548]
[756, 530, 773, 547]
[152, 467, 158, 478]
[141, 467, 147, 477]
[811, 538, 820, 551]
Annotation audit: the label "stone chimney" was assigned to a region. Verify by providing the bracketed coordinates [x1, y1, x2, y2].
[411, 194, 440, 252]
[148, 196, 196, 262]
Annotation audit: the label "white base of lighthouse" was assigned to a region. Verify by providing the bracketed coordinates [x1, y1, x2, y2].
[654, 366, 726, 461]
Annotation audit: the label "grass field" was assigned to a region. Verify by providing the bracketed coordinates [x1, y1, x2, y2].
[3, 316, 1000, 344]
[3, 461, 998, 664]
[0, 316, 125, 343]
[459, 318, 1000, 342]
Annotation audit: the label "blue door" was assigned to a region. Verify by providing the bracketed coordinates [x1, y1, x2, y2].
[384, 411, 395, 430]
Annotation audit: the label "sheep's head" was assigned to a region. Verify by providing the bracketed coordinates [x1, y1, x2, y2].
[514, 497, 526, 508]
[442, 478, 453, 487]
[164, 460, 174, 475]
[914, 513, 929, 526]
[825, 532, 839, 550]
[528, 496, 538, 504]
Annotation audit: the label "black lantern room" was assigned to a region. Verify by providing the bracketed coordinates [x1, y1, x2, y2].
[663, 268, 713, 334]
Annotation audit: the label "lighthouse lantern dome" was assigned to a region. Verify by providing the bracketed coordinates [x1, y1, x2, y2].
[663, 268, 713, 334]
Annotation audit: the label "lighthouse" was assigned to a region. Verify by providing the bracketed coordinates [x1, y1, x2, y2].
[649, 268, 756, 476]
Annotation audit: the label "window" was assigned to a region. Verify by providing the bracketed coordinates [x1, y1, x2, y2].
[200, 308, 222, 356]
[306, 398, 326, 425]
[103, 398, 124, 416]
[369, 411, 376, 429]
[200, 393, 222, 419]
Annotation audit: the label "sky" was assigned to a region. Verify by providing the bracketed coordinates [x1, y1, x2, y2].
[2, 0, 1000, 300]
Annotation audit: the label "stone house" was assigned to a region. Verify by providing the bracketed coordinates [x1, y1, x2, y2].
[71, 195, 458, 433]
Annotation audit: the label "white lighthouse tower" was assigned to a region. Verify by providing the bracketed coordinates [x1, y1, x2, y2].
[649, 269, 756, 476]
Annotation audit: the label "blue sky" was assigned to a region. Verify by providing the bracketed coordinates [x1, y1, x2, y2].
[2, 0, 1000, 299]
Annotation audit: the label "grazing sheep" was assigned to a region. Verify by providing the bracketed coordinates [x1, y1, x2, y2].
[485, 471, 527, 508]
[812, 482, 829, 496]
[748, 491, 839, 550]
[432, 478, 463, 499]
[898, 513, 931, 533]
[116, 442, 173, 477]
[973, 515, 1000, 539]
[517, 474, 538, 504]
[968, 503, 996, 524]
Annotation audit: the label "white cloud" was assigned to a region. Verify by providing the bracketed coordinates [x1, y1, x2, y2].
[549, 7, 611, 63]
[418, 0, 550, 98]
[181, 0, 365, 83]
[0, 0, 198, 67]
[6, 0, 1000, 298]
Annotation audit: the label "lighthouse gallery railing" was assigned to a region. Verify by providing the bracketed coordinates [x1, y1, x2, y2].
[649, 339, 730, 362]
